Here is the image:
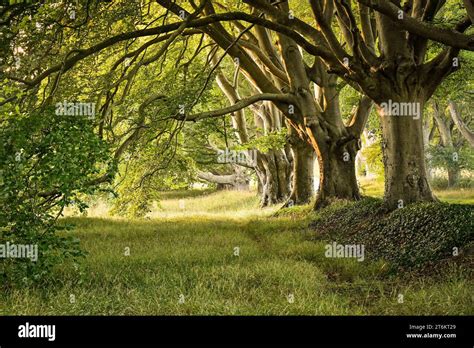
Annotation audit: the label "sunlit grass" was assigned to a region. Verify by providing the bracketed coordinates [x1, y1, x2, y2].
[71, 190, 277, 219]
[359, 177, 384, 198]
[1, 189, 472, 315]
[434, 188, 474, 204]
[149, 190, 276, 219]
[359, 177, 474, 204]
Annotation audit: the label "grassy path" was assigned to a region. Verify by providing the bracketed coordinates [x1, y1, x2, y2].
[1, 191, 472, 315]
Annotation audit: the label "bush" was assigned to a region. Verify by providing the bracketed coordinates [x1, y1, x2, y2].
[310, 198, 473, 270]
[0, 108, 112, 287]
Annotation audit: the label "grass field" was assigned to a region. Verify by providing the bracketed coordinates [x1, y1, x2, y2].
[1, 188, 472, 315]
[359, 177, 474, 204]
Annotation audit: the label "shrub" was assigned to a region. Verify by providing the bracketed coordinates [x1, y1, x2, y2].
[310, 198, 473, 270]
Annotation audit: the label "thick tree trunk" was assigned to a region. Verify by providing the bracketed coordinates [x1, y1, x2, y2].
[273, 149, 291, 200]
[286, 133, 315, 206]
[314, 138, 360, 209]
[377, 99, 436, 209]
[433, 101, 459, 187]
[423, 109, 436, 181]
[256, 149, 291, 207]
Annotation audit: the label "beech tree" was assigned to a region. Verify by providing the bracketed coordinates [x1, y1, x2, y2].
[428, 81, 473, 187]
[211, 54, 292, 205]
[239, 0, 473, 209]
[2, 0, 473, 210]
[155, 0, 374, 207]
[153, 0, 474, 208]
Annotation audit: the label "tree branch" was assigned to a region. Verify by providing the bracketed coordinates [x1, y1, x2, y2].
[347, 95, 374, 137]
[180, 93, 295, 121]
[448, 100, 474, 146]
[356, 0, 474, 51]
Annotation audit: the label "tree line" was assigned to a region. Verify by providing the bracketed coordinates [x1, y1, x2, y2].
[0, 0, 473, 214]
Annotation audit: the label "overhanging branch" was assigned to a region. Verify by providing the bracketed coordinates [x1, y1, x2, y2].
[179, 93, 296, 121]
[356, 0, 474, 51]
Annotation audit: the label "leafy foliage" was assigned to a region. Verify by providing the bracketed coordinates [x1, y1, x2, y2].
[310, 198, 474, 270]
[360, 137, 384, 177]
[237, 129, 287, 153]
[427, 145, 474, 174]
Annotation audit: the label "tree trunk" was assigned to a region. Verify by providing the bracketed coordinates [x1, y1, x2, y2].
[256, 149, 291, 207]
[377, 99, 436, 209]
[314, 137, 361, 209]
[286, 133, 315, 206]
[447, 168, 459, 187]
[433, 101, 459, 187]
[423, 107, 436, 181]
